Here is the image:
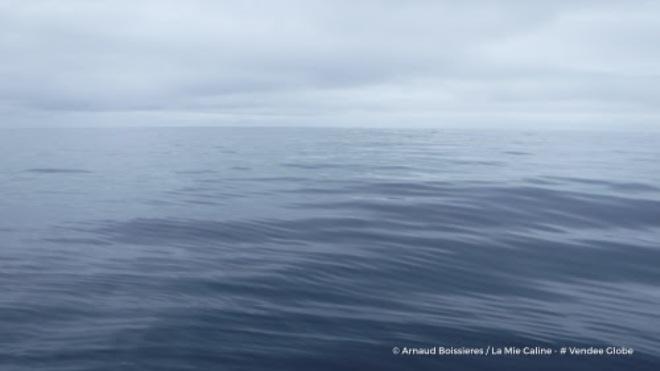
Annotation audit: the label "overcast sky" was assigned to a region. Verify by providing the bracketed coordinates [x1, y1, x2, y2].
[1, 0, 659, 129]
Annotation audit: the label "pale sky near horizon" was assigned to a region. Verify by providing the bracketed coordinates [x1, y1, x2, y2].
[1, 0, 659, 129]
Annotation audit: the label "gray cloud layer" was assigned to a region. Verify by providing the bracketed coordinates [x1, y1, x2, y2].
[1, 0, 659, 128]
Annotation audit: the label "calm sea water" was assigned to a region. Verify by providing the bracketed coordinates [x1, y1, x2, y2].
[1, 128, 659, 370]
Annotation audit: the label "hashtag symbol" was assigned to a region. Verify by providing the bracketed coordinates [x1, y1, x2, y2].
[560, 348, 566, 355]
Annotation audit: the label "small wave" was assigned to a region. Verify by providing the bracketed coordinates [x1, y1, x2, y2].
[546, 176, 660, 192]
[25, 168, 92, 174]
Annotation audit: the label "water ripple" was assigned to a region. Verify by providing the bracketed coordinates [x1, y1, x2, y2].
[2, 128, 660, 370]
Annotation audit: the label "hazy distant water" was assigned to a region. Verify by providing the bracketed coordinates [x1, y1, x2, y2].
[1, 128, 659, 370]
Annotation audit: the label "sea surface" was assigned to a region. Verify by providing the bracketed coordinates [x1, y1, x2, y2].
[1, 127, 659, 370]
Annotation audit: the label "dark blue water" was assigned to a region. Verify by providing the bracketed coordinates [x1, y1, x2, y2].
[1, 128, 659, 370]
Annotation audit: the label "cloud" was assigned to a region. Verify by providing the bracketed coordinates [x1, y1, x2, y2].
[0, 0, 659, 128]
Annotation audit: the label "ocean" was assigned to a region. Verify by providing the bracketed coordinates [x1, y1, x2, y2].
[1, 127, 659, 370]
